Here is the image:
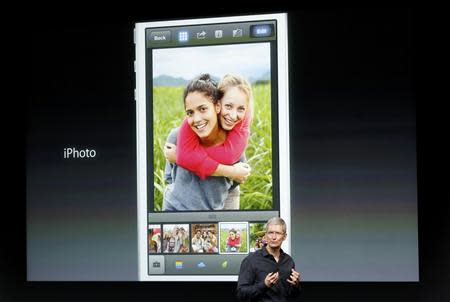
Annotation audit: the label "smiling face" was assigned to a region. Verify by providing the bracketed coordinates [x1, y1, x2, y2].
[219, 86, 248, 131]
[185, 91, 221, 141]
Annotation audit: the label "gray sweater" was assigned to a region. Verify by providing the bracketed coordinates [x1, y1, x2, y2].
[163, 128, 239, 211]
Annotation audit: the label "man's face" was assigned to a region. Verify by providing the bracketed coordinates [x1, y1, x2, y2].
[265, 224, 286, 249]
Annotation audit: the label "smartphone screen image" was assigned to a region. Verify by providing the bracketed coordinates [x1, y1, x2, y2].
[135, 13, 290, 281]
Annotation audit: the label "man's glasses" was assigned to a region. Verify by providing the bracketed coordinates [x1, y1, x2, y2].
[266, 231, 285, 237]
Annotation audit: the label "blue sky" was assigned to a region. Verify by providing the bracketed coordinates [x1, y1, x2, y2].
[153, 43, 270, 80]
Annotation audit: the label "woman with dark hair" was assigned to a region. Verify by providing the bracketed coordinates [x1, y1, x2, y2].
[163, 74, 250, 211]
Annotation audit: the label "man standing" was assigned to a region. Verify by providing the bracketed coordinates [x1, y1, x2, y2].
[236, 217, 301, 301]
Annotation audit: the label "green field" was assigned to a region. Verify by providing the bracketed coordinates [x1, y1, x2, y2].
[152, 83, 273, 211]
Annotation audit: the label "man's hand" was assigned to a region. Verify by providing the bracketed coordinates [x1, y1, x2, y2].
[164, 143, 177, 163]
[264, 271, 279, 287]
[286, 269, 300, 286]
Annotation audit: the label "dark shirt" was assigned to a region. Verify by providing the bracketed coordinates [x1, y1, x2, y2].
[236, 247, 301, 302]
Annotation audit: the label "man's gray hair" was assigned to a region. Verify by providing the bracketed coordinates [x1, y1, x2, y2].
[264, 217, 287, 234]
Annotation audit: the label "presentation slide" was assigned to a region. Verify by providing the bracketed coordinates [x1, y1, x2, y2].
[21, 11, 432, 302]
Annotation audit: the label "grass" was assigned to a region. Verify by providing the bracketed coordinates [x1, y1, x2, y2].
[152, 83, 273, 211]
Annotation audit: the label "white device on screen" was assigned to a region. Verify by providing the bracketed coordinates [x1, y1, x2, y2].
[135, 13, 290, 281]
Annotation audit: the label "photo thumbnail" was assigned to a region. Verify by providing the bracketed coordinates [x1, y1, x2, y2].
[162, 224, 190, 253]
[148, 224, 161, 253]
[249, 222, 267, 252]
[219, 222, 249, 254]
[191, 223, 219, 253]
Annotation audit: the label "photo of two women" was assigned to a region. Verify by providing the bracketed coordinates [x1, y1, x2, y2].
[152, 43, 273, 212]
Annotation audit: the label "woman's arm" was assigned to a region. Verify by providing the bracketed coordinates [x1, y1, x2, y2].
[176, 111, 252, 179]
[176, 119, 219, 179]
[164, 142, 177, 164]
[166, 136, 251, 182]
[212, 162, 251, 183]
[163, 128, 179, 183]
[165, 142, 251, 182]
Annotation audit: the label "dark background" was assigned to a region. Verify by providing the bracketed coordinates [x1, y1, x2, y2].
[5, 7, 449, 302]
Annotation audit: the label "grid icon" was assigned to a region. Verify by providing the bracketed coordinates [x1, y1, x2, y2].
[178, 31, 189, 42]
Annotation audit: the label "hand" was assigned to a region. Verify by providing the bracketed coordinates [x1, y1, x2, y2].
[264, 271, 279, 287]
[164, 143, 177, 163]
[230, 162, 251, 183]
[286, 269, 300, 286]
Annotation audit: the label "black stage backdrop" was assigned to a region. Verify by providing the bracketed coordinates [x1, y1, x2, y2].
[3, 7, 449, 302]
